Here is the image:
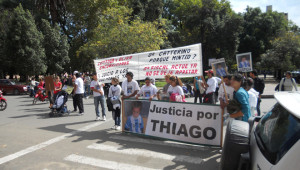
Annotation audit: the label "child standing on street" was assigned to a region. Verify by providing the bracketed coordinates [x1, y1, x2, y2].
[108, 78, 122, 130]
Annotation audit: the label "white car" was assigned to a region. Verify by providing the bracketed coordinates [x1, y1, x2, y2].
[221, 91, 300, 170]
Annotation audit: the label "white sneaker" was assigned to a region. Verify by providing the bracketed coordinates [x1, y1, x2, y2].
[115, 126, 121, 130]
[78, 112, 84, 116]
[111, 125, 116, 129]
[102, 116, 106, 121]
[95, 117, 101, 121]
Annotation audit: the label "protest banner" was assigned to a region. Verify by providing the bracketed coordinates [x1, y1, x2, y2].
[123, 99, 223, 146]
[236, 52, 252, 72]
[94, 44, 202, 83]
[211, 58, 228, 78]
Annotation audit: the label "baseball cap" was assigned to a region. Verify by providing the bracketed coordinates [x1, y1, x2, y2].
[205, 69, 213, 74]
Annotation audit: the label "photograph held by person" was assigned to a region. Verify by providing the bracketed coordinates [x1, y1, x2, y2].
[121, 72, 140, 100]
[249, 70, 265, 116]
[193, 76, 205, 104]
[279, 71, 298, 91]
[73, 73, 84, 115]
[167, 75, 185, 102]
[230, 74, 251, 122]
[202, 70, 217, 104]
[108, 78, 122, 130]
[136, 77, 158, 101]
[90, 73, 106, 121]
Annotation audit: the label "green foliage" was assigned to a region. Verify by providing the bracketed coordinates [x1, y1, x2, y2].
[76, 6, 165, 69]
[261, 32, 300, 72]
[5, 4, 46, 77]
[39, 19, 70, 74]
[238, 7, 288, 64]
[166, 0, 243, 70]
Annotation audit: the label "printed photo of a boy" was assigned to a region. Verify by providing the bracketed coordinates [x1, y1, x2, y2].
[124, 101, 144, 133]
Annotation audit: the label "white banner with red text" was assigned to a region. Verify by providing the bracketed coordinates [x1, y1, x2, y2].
[94, 44, 202, 83]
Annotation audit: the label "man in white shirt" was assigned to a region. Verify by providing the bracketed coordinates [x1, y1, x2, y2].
[73, 73, 85, 115]
[122, 72, 140, 100]
[90, 73, 106, 121]
[202, 70, 217, 104]
[218, 75, 234, 110]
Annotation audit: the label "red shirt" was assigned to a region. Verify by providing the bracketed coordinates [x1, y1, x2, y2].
[38, 81, 44, 89]
[54, 82, 62, 94]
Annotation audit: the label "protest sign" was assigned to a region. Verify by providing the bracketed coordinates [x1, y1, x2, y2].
[236, 52, 252, 72]
[94, 44, 202, 83]
[211, 58, 228, 77]
[123, 99, 223, 146]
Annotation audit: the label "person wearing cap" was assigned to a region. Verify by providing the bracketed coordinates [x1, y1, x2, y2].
[122, 72, 140, 100]
[73, 72, 85, 115]
[202, 70, 218, 104]
[90, 73, 106, 121]
[136, 77, 158, 101]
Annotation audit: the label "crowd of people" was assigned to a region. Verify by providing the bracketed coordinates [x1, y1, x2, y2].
[27, 69, 298, 128]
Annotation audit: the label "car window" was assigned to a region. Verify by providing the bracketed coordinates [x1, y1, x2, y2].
[10, 81, 15, 85]
[255, 103, 300, 164]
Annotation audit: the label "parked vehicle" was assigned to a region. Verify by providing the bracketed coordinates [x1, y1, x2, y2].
[0, 89, 7, 111]
[33, 88, 48, 104]
[0, 79, 28, 95]
[221, 91, 300, 170]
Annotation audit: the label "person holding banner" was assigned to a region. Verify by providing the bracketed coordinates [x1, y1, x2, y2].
[168, 75, 185, 102]
[163, 74, 171, 93]
[108, 78, 122, 130]
[136, 77, 158, 101]
[121, 72, 140, 100]
[230, 74, 251, 122]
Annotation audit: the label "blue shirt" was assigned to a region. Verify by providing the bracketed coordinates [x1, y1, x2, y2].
[124, 115, 144, 133]
[234, 87, 251, 122]
[195, 77, 201, 90]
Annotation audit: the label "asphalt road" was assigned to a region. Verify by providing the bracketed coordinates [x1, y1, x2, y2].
[0, 94, 276, 170]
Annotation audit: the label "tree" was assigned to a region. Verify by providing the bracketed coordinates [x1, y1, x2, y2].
[0, 10, 11, 78]
[5, 4, 46, 80]
[238, 7, 288, 64]
[166, 0, 243, 70]
[128, 0, 164, 22]
[39, 19, 70, 74]
[75, 6, 166, 71]
[261, 32, 300, 76]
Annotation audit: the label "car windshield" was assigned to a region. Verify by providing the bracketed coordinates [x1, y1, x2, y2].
[255, 103, 300, 164]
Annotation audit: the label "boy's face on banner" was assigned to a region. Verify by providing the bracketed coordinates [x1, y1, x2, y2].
[132, 107, 141, 118]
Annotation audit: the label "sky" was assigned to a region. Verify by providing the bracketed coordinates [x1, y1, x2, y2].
[229, 0, 300, 26]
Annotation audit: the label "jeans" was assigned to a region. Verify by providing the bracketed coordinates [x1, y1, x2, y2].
[84, 85, 91, 97]
[257, 98, 261, 116]
[194, 90, 203, 104]
[94, 95, 106, 117]
[74, 94, 84, 113]
[113, 108, 121, 126]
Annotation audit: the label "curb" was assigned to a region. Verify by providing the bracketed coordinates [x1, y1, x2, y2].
[261, 95, 274, 99]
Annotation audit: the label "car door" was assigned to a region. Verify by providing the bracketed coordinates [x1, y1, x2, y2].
[3, 80, 13, 94]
